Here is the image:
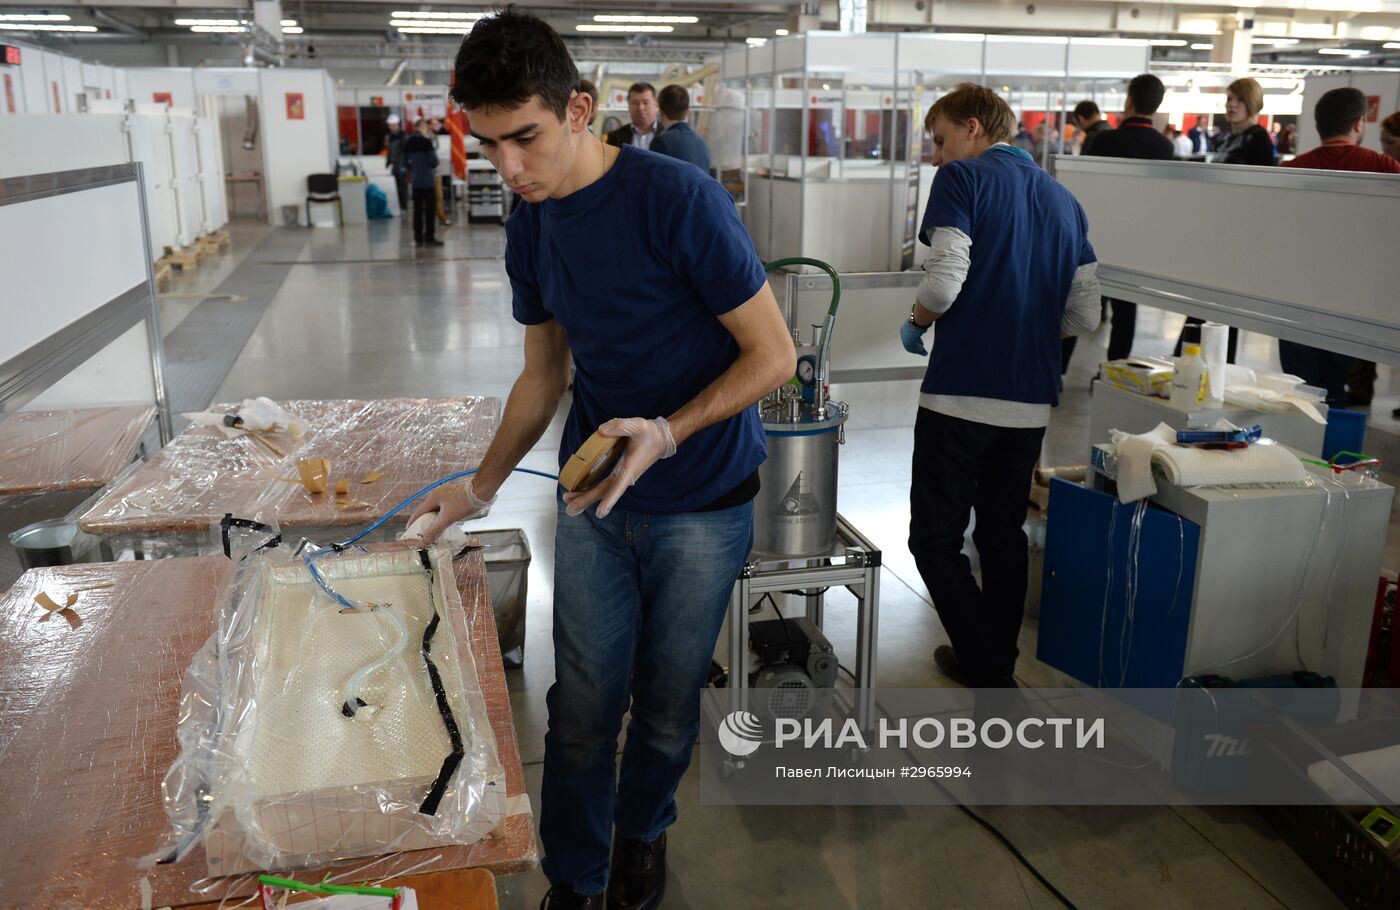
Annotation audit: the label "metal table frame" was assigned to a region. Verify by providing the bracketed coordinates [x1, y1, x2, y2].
[725, 513, 880, 728]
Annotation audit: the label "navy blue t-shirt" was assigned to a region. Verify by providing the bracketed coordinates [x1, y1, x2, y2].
[917, 146, 1096, 406]
[506, 144, 768, 513]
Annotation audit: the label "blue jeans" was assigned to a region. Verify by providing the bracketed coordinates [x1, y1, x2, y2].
[541, 498, 753, 895]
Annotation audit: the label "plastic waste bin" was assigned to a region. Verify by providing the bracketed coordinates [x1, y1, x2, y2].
[476, 528, 530, 668]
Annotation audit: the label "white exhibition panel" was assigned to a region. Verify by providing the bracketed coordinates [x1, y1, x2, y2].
[124, 67, 198, 109]
[897, 34, 985, 75]
[61, 55, 82, 112]
[807, 33, 893, 70]
[775, 35, 805, 72]
[194, 67, 260, 95]
[1056, 156, 1400, 363]
[0, 114, 127, 177]
[114, 68, 128, 104]
[985, 36, 1069, 76]
[1066, 39, 1151, 78]
[198, 116, 229, 231]
[40, 50, 65, 113]
[19, 50, 46, 114]
[257, 68, 336, 227]
[0, 181, 147, 368]
[127, 113, 178, 259]
[170, 114, 204, 242]
[24, 321, 157, 412]
[801, 180, 895, 273]
[786, 272, 928, 381]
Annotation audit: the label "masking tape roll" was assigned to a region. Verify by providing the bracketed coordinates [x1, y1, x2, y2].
[559, 431, 626, 492]
[296, 458, 331, 494]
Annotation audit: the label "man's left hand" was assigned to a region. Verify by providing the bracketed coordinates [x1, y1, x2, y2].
[900, 317, 931, 356]
[563, 416, 677, 519]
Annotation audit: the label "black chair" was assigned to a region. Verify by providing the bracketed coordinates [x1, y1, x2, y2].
[305, 173, 342, 227]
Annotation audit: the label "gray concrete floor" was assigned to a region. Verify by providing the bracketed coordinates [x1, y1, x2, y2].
[183, 216, 1386, 910]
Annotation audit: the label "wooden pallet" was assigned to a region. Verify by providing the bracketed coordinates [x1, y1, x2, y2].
[153, 261, 174, 292]
[208, 228, 231, 251]
[159, 243, 199, 271]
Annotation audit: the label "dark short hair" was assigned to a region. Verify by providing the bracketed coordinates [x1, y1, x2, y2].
[1126, 74, 1166, 116]
[1073, 100, 1100, 120]
[449, 6, 579, 119]
[578, 78, 599, 107]
[1314, 87, 1367, 140]
[627, 82, 656, 100]
[657, 84, 690, 121]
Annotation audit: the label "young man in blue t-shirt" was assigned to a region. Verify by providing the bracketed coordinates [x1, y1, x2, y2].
[409, 10, 794, 910]
[900, 83, 1101, 690]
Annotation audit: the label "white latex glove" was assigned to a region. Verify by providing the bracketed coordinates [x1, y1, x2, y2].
[563, 416, 677, 520]
[405, 477, 495, 544]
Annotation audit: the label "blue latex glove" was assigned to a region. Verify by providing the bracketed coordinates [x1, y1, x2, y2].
[900, 318, 930, 356]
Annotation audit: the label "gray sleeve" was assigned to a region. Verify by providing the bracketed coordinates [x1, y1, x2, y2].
[916, 227, 972, 314]
[1060, 262, 1102, 336]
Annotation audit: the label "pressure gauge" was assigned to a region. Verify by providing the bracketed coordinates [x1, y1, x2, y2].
[796, 354, 817, 387]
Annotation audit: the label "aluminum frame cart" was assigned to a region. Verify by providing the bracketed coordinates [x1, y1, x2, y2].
[726, 513, 880, 730]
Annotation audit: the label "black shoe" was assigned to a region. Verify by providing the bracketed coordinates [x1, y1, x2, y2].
[934, 645, 972, 687]
[542, 885, 605, 910]
[426, 238, 445, 247]
[413, 239, 423, 246]
[607, 832, 666, 910]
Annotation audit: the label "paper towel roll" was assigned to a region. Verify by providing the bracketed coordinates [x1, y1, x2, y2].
[1200, 322, 1228, 408]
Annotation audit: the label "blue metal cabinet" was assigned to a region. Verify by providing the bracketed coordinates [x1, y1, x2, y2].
[1036, 479, 1201, 688]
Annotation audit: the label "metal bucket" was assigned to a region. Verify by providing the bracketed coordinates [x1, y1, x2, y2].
[753, 412, 847, 558]
[9, 519, 107, 570]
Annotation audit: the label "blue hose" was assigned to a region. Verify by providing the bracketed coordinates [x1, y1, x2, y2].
[304, 466, 559, 609]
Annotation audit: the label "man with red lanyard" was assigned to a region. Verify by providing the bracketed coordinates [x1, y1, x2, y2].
[1279, 87, 1399, 409]
[1061, 74, 1173, 376]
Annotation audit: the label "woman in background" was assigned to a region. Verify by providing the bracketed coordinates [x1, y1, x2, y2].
[1175, 78, 1276, 360]
[1217, 78, 1276, 166]
[1382, 110, 1400, 162]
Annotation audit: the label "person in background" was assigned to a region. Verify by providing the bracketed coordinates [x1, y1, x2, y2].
[1281, 89, 1400, 409]
[1062, 74, 1173, 376]
[1012, 122, 1035, 153]
[605, 82, 658, 150]
[1172, 128, 1194, 159]
[578, 79, 600, 133]
[650, 85, 712, 174]
[1217, 78, 1276, 166]
[1174, 78, 1275, 361]
[385, 113, 409, 214]
[402, 118, 442, 247]
[900, 83, 1100, 690]
[1073, 100, 1111, 155]
[1188, 114, 1214, 155]
[428, 117, 452, 228]
[1378, 109, 1399, 162]
[1277, 124, 1297, 157]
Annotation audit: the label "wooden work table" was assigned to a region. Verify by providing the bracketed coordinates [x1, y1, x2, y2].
[0, 548, 534, 909]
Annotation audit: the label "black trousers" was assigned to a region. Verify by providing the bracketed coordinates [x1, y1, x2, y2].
[412, 187, 436, 243]
[909, 408, 1045, 687]
[1061, 298, 1137, 373]
[1278, 340, 1352, 409]
[1175, 317, 1237, 363]
[393, 172, 408, 212]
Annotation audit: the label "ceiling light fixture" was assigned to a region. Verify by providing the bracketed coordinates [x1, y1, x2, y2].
[283, 25, 303, 34]
[391, 11, 484, 19]
[0, 12, 70, 20]
[1252, 37, 1299, 46]
[395, 25, 474, 34]
[1385, 42, 1400, 49]
[593, 14, 698, 23]
[190, 25, 248, 33]
[0, 22, 95, 31]
[775, 28, 789, 36]
[1317, 47, 1369, 56]
[1190, 42, 1214, 50]
[746, 37, 767, 46]
[576, 23, 675, 32]
[175, 18, 242, 26]
[1149, 39, 1187, 47]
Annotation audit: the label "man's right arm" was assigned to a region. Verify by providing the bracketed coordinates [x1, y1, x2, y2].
[409, 319, 571, 541]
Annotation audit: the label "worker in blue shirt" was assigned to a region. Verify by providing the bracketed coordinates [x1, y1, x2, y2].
[900, 83, 1101, 689]
[650, 84, 712, 175]
[409, 10, 794, 910]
